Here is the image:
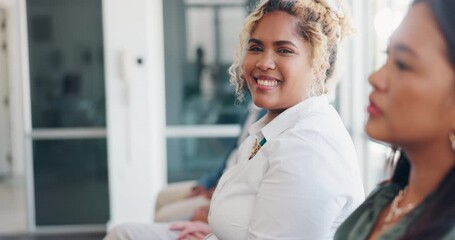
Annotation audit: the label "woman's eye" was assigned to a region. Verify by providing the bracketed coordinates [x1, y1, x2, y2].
[248, 46, 262, 52]
[395, 60, 410, 71]
[277, 48, 293, 54]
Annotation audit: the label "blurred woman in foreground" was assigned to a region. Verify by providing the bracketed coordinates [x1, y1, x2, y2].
[335, 0, 455, 239]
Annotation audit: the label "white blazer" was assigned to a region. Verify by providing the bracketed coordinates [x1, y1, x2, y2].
[206, 95, 365, 240]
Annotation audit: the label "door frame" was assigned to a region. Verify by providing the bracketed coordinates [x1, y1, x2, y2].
[0, 7, 12, 177]
[0, 0, 29, 234]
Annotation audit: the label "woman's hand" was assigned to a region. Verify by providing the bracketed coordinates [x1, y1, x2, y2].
[190, 205, 210, 223]
[170, 221, 212, 240]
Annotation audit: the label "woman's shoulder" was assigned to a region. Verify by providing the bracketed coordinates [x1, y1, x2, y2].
[283, 107, 356, 161]
[334, 182, 400, 240]
[342, 182, 399, 216]
[364, 181, 401, 201]
[264, 106, 357, 170]
[291, 105, 349, 138]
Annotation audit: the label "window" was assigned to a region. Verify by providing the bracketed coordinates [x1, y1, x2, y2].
[163, 0, 250, 182]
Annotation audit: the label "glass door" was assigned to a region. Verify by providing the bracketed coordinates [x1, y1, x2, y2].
[26, 0, 109, 227]
[163, 0, 252, 183]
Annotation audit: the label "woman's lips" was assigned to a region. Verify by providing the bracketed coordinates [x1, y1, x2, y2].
[367, 99, 383, 117]
[254, 74, 281, 90]
[255, 74, 278, 81]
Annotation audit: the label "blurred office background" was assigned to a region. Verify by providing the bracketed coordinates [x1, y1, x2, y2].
[0, 0, 411, 237]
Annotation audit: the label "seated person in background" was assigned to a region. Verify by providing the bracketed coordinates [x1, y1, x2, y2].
[334, 0, 455, 239]
[155, 103, 266, 222]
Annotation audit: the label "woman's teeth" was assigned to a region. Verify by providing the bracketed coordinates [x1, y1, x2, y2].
[257, 79, 279, 87]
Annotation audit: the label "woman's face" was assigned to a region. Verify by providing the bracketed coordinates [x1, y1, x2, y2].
[242, 11, 314, 114]
[366, 3, 455, 149]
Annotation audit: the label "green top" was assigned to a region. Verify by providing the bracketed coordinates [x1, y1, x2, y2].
[334, 183, 455, 240]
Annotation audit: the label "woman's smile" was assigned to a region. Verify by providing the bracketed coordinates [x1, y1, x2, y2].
[254, 74, 282, 89]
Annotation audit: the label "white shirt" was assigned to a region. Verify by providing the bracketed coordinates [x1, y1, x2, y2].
[206, 95, 365, 240]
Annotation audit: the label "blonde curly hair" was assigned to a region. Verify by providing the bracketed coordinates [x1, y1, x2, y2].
[229, 0, 354, 102]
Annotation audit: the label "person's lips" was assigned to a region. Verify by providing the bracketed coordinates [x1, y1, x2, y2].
[367, 97, 383, 116]
[253, 74, 281, 90]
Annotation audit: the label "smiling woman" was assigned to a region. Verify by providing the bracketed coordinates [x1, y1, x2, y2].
[205, 0, 365, 239]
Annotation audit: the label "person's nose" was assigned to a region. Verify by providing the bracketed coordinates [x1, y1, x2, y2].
[368, 64, 388, 91]
[255, 52, 276, 71]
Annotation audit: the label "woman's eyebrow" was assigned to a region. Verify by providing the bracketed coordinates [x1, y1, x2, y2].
[248, 38, 297, 48]
[393, 43, 419, 59]
[248, 38, 262, 45]
[274, 40, 297, 48]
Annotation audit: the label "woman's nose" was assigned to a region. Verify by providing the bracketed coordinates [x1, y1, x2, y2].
[368, 65, 387, 91]
[256, 53, 276, 71]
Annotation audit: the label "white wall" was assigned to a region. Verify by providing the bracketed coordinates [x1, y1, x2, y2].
[0, 0, 29, 233]
[0, 0, 26, 179]
[103, 0, 167, 228]
[343, 0, 380, 193]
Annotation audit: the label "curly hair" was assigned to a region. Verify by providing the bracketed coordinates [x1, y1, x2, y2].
[229, 0, 354, 102]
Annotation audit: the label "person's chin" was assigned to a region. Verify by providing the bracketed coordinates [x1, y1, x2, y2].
[252, 97, 272, 109]
[365, 123, 386, 142]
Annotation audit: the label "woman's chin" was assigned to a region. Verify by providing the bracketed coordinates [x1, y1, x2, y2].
[251, 97, 270, 109]
[365, 122, 380, 139]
